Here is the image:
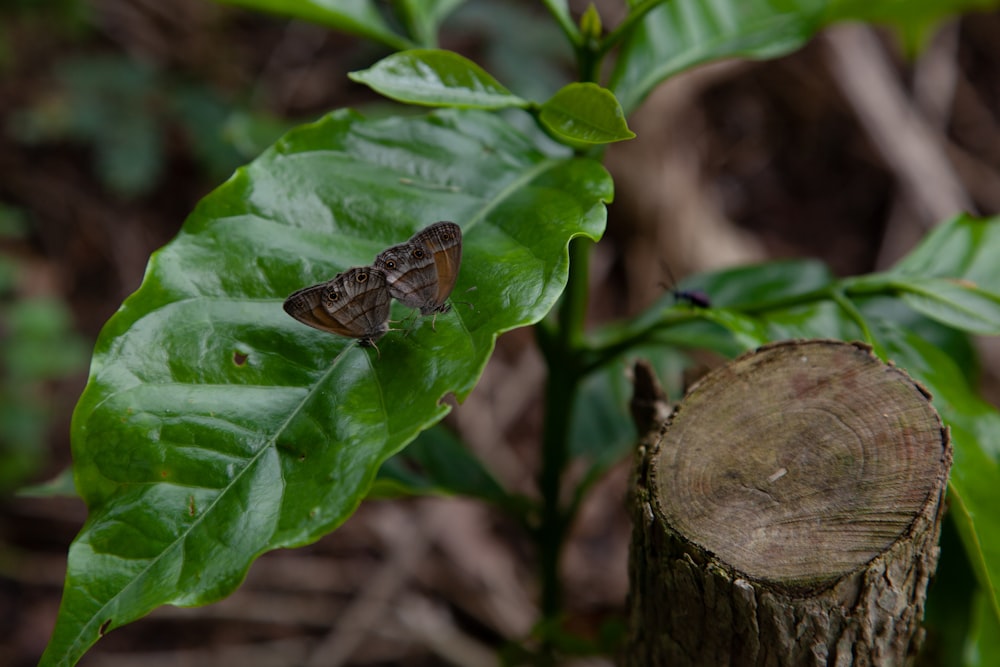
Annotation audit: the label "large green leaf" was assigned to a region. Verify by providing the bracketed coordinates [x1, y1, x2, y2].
[215, 0, 412, 50]
[608, 0, 1000, 116]
[610, 0, 828, 114]
[43, 108, 612, 666]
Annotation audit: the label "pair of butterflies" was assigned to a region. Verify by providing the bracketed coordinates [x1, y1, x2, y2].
[283, 221, 463, 349]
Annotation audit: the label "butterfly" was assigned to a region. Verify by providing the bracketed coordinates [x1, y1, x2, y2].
[373, 221, 462, 317]
[282, 266, 391, 349]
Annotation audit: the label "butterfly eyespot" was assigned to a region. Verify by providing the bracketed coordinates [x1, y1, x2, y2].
[356, 273, 368, 283]
[385, 260, 396, 269]
[413, 249, 425, 259]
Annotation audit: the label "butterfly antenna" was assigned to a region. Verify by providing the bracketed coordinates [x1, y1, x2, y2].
[658, 260, 678, 292]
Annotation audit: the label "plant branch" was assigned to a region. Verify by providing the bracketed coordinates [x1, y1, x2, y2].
[831, 288, 875, 345]
[536, 238, 591, 628]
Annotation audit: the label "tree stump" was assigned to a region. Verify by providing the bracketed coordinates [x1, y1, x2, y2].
[626, 340, 951, 667]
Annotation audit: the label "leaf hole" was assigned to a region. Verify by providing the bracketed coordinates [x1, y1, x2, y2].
[99, 619, 112, 636]
[233, 351, 249, 366]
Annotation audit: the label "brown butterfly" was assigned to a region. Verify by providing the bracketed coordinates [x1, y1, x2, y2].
[373, 221, 462, 317]
[283, 266, 391, 350]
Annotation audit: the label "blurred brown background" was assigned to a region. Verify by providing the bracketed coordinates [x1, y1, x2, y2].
[2, 1, 999, 665]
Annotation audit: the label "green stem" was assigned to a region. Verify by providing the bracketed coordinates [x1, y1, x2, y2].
[537, 238, 591, 626]
[541, 0, 583, 48]
[581, 284, 846, 375]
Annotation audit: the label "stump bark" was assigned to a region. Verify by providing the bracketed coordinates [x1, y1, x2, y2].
[625, 340, 951, 667]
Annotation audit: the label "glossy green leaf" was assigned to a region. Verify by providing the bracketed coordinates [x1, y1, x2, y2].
[538, 83, 635, 145]
[43, 108, 612, 667]
[610, 0, 828, 114]
[214, 0, 412, 51]
[609, 0, 1000, 116]
[349, 49, 530, 109]
[893, 277, 1000, 336]
[876, 323, 1000, 636]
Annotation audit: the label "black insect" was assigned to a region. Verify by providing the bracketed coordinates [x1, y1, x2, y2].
[660, 263, 711, 308]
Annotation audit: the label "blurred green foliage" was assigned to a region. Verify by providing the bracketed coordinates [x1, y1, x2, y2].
[0, 204, 89, 494]
[5, 55, 288, 198]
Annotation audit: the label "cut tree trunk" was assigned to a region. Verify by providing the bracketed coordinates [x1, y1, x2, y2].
[625, 340, 951, 667]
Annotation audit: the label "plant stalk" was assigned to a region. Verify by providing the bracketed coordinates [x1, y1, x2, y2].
[537, 238, 591, 626]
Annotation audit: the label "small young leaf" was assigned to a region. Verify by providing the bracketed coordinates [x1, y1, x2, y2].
[349, 49, 530, 109]
[579, 3, 603, 43]
[538, 82, 635, 145]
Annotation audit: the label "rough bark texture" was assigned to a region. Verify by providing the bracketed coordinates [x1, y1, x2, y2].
[625, 340, 952, 667]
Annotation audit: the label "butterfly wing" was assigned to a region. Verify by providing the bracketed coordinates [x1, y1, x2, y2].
[283, 267, 390, 344]
[407, 221, 462, 315]
[374, 241, 439, 312]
